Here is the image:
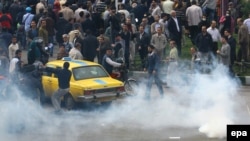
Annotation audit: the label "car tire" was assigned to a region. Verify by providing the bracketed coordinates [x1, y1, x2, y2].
[64, 93, 76, 110]
[124, 79, 138, 96]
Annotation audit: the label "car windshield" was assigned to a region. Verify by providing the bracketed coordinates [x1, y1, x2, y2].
[72, 66, 109, 80]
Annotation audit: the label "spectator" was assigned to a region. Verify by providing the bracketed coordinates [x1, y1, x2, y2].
[9, 49, 23, 81]
[202, 0, 218, 23]
[36, 0, 46, 15]
[151, 27, 168, 60]
[151, 15, 165, 35]
[207, 20, 221, 56]
[168, 10, 182, 56]
[136, 25, 150, 69]
[219, 10, 234, 35]
[22, 7, 34, 33]
[224, 29, 236, 67]
[69, 42, 83, 60]
[59, 3, 74, 21]
[8, 36, 19, 60]
[217, 36, 230, 69]
[27, 20, 39, 46]
[0, 48, 9, 76]
[186, 0, 203, 45]
[62, 34, 74, 54]
[82, 30, 99, 62]
[198, 15, 210, 32]
[57, 44, 68, 60]
[55, 12, 71, 44]
[195, 25, 213, 62]
[38, 19, 48, 48]
[97, 36, 109, 64]
[243, 13, 250, 57]
[237, 18, 249, 62]
[162, 0, 174, 16]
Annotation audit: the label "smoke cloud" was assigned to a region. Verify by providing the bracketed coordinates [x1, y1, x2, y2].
[0, 63, 246, 140]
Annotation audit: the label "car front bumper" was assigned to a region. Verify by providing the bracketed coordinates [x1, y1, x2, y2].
[77, 92, 126, 102]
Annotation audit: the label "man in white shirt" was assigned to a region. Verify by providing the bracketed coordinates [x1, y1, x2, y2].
[186, 0, 202, 45]
[9, 49, 22, 77]
[207, 20, 221, 56]
[8, 36, 19, 60]
[161, 0, 174, 15]
[69, 42, 83, 60]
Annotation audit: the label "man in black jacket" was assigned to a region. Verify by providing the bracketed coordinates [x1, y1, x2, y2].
[82, 30, 99, 62]
[45, 62, 72, 112]
[168, 10, 182, 56]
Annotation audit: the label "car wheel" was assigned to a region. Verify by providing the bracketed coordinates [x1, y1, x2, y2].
[124, 79, 138, 96]
[64, 93, 76, 110]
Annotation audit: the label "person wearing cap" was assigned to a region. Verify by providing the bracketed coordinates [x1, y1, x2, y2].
[102, 47, 122, 75]
[22, 7, 34, 32]
[144, 44, 164, 99]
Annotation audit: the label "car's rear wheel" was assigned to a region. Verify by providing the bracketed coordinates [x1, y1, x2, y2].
[64, 93, 76, 110]
[124, 79, 138, 96]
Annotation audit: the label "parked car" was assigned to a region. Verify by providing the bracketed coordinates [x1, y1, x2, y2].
[41, 57, 126, 109]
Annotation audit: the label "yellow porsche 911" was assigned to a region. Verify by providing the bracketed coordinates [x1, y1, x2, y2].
[41, 57, 125, 109]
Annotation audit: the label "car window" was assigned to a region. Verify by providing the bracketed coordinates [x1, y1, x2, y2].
[72, 66, 109, 80]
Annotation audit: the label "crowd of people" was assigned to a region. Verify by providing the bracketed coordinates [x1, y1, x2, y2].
[0, 0, 249, 98]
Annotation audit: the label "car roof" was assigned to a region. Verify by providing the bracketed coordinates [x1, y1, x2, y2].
[47, 57, 100, 69]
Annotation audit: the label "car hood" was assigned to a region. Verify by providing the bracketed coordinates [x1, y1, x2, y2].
[72, 77, 124, 89]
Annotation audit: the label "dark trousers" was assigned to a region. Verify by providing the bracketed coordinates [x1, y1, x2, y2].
[237, 42, 248, 62]
[189, 26, 199, 45]
[211, 42, 218, 57]
[176, 39, 182, 56]
[138, 48, 147, 68]
[146, 73, 164, 99]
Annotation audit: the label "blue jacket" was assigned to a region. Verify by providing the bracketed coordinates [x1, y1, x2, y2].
[145, 51, 160, 74]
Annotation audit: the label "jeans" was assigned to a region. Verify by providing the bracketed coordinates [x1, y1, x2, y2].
[146, 73, 164, 99]
[51, 88, 69, 111]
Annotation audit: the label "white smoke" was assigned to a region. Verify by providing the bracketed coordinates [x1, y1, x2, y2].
[0, 63, 246, 140]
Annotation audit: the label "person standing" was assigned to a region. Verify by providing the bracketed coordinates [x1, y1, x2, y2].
[151, 27, 168, 60]
[38, 19, 48, 48]
[243, 13, 250, 58]
[8, 36, 19, 60]
[144, 45, 164, 99]
[217, 36, 230, 69]
[224, 29, 236, 69]
[237, 18, 249, 62]
[168, 10, 182, 56]
[162, 0, 174, 16]
[195, 26, 213, 62]
[202, 0, 218, 23]
[9, 49, 23, 83]
[207, 20, 221, 57]
[136, 25, 150, 69]
[186, 0, 202, 45]
[69, 43, 83, 60]
[82, 30, 99, 62]
[97, 36, 109, 64]
[45, 62, 72, 112]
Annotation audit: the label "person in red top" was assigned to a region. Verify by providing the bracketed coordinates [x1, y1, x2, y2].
[0, 10, 13, 33]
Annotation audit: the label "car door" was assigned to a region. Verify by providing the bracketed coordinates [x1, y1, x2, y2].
[49, 66, 62, 95]
[42, 65, 56, 97]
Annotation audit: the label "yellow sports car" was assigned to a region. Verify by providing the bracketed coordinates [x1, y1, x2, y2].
[42, 57, 125, 109]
